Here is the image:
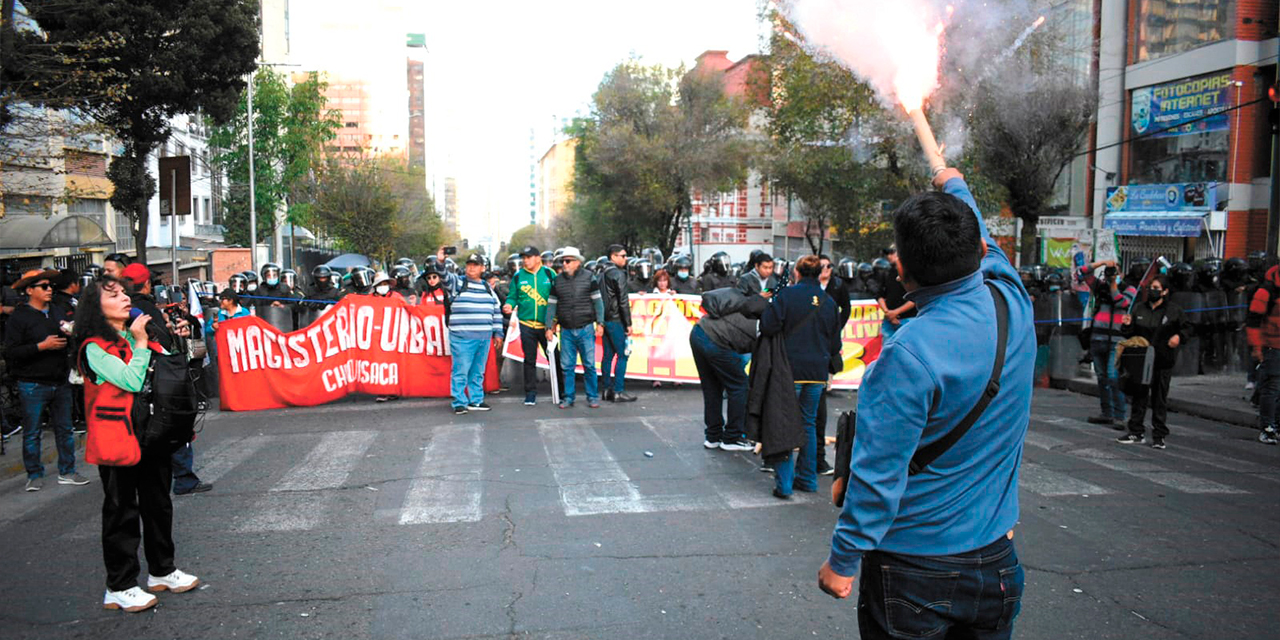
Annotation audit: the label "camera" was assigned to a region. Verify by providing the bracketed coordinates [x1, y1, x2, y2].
[1104, 266, 1118, 279]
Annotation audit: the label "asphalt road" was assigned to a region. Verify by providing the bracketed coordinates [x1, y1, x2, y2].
[0, 385, 1276, 639]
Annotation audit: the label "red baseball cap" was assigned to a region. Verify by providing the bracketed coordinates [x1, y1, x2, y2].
[120, 263, 152, 288]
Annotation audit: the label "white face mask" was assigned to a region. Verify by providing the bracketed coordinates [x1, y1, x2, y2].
[375, 284, 391, 296]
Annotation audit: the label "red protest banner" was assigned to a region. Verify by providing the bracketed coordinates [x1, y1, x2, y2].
[216, 295, 498, 411]
[501, 293, 886, 389]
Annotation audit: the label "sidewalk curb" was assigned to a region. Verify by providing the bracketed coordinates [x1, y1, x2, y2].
[1051, 378, 1258, 430]
[1, 433, 87, 481]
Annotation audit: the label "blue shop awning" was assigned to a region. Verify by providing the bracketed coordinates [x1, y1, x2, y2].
[1102, 212, 1207, 237]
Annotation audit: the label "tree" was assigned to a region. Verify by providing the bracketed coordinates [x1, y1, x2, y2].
[21, 0, 258, 262]
[569, 61, 752, 256]
[309, 157, 454, 264]
[209, 69, 341, 247]
[970, 75, 1095, 265]
[507, 223, 559, 255]
[310, 158, 397, 262]
[756, 16, 917, 258]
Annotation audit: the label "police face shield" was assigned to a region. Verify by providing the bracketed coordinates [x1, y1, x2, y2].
[636, 261, 654, 282]
[351, 268, 375, 290]
[281, 270, 298, 290]
[261, 264, 282, 287]
[228, 275, 248, 293]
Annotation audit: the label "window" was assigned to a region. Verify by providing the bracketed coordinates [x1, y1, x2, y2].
[68, 198, 107, 228]
[212, 199, 223, 226]
[2, 194, 53, 215]
[203, 197, 211, 225]
[192, 197, 199, 219]
[345, 121, 359, 128]
[115, 214, 135, 251]
[1133, 0, 1233, 63]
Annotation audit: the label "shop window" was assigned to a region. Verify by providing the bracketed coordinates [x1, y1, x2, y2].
[1129, 71, 1232, 184]
[1133, 0, 1233, 63]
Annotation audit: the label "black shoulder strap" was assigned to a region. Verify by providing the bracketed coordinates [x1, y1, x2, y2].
[908, 282, 1009, 476]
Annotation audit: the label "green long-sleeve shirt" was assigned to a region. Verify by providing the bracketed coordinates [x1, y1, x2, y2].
[505, 266, 556, 329]
[85, 332, 153, 393]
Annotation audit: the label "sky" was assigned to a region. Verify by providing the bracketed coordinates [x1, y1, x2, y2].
[289, 0, 766, 251]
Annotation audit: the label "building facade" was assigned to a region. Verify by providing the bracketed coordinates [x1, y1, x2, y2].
[408, 58, 425, 167]
[1090, 0, 1278, 263]
[536, 138, 577, 230]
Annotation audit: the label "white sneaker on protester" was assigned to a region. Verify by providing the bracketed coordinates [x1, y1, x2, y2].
[147, 569, 200, 593]
[103, 586, 158, 612]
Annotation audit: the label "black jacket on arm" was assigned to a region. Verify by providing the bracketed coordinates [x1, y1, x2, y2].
[744, 332, 804, 458]
[3, 303, 70, 384]
[822, 276, 852, 328]
[131, 294, 177, 354]
[601, 264, 632, 327]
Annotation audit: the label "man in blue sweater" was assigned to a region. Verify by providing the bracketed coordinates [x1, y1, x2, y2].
[819, 167, 1034, 640]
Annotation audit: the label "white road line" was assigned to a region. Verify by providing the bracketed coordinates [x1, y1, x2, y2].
[272, 431, 377, 492]
[235, 431, 377, 533]
[1019, 461, 1111, 497]
[399, 424, 484, 524]
[539, 420, 650, 516]
[1024, 431, 1074, 451]
[641, 417, 812, 508]
[194, 434, 271, 484]
[1073, 448, 1248, 494]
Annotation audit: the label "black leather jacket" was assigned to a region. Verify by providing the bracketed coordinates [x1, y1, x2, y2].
[601, 264, 632, 327]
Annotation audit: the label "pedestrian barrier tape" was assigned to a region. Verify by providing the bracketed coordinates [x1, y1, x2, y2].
[501, 294, 886, 390]
[215, 295, 499, 411]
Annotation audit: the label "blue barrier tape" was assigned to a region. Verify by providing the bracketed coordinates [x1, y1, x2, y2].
[1033, 304, 1249, 325]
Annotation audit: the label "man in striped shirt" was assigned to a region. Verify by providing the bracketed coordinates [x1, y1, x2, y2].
[448, 253, 505, 415]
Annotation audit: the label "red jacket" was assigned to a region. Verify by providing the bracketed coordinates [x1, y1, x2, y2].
[1246, 266, 1280, 351]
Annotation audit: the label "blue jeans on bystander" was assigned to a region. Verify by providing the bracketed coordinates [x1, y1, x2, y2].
[17, 380, 76, 479]
[450, 336, 491, 409]
[559, 326, 598, 405]
[599, 320, 629, 395]
[1090, 340, 1127, 421]
[774, 382, 823, 496]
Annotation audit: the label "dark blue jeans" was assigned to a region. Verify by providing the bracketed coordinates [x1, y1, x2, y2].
[559, 326, 598, 404]
[17, 380, 76, 479]
[599, 320, 629, 395]
[171, 443, 201, 493]
[1258, 347, 1280, 428]
[775, 382, 823, 495]
[689, 324, 748, 443]
[857, 535, 1024, 640]
[1090, 340, 1127, 421]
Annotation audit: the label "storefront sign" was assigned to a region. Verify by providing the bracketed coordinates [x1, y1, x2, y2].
[216, 295, 499, 411]
[1105, 182, 1216, 213]
[1131, 71, 1232, 139]
[1102, 213, 1205, 237]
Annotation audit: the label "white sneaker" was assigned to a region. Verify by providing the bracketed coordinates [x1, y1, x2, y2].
[103, 586, 158, 612]
[147, 569, 200, 593]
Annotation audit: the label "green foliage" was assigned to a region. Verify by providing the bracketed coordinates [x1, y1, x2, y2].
[209, 69, 341, 248]
[568, 60, 751, 256]
[309, 158, 452, 264]
[20, 0, 259, 261]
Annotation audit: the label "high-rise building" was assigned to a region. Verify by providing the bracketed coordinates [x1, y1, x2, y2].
[316, 75, 407, 159]
[443, 177, 459, 236]
[260, 0, 291, 63]
[407, 58, 425, 167]
[536, 137, 577, 229]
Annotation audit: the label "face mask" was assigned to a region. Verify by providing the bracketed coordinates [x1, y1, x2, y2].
[375, 284, 391, 296]
[266, 277, 279, 286]
[247, 283, 258, 291]
[677, 270, 689, 280]
[1149, 288, 1165, 299]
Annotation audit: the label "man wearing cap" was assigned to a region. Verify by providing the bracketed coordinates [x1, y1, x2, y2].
[504, 246, 558, 405]
[545, 247, 605, 409]
[3, 269, 88, 491]
[447, 253, 505, 415]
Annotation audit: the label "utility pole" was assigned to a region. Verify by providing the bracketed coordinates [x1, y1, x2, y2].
[247, 69, 257, 272]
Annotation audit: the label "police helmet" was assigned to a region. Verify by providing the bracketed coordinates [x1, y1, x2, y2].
[281, 269, 298, 290]
[541, 251, 555, 264]
[312, 265, 335, 287]
[1044, 271, 1066, 292]
[391, 265, 413, 289]
[838, 258, 856, 280]
[710, 251, 732, 277]
[1170, 262, 1195, 290]
[444, 258, 458, 275]
[1224, 256, 1249, 278]
[857, 262, 874, 280]
[672, 255, 693, 271]
[1126, 258, 1152, 284]
[350, 266, 376, 291]
[260, 262, 282, 284]
[635, 259, 654, 282]
[83, 264, 104, 281]
[871, 257, 893, 278]
[506, 253, 520, 275]
[228, 273, 248, 293]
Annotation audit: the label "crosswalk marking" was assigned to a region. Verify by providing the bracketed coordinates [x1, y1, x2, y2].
[399, 424, 484, 524]
[1019, 461, 1111, 497]
[1024, 431, 1074, 452]
[235, 431, 377, 532]
[272, 431, 377, 492]
[195, 434, 271, 484]
[539, 419, 651, 516]
[1073, 448, 1248, 494]
[641, 417, 814, 508]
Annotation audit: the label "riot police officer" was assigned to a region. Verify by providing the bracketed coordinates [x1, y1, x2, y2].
[391, 265, 417, 301]
[669, 255, 697, 294]
[347, 266, 375, 295]
[698, 251, 736, 292]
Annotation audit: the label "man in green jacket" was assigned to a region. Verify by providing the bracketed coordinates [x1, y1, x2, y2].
[503, 246, 557, 405]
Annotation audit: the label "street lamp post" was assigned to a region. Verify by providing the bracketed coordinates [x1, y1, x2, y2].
[247, 70, 257, 272]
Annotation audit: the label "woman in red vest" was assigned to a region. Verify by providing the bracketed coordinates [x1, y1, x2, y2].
[73, 276, 200, 613]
